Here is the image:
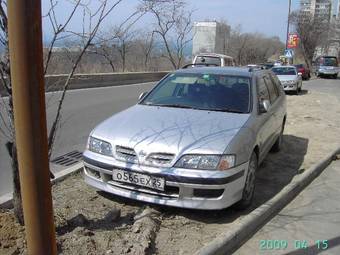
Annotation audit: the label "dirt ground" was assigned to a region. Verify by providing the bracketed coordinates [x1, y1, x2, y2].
[1, 89, 340, 255]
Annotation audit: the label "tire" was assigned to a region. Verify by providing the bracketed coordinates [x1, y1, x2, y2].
[235, 152, 257, 210]
[295, 87, 299, 95]
[333, 74, 338, 79]
[271, 121, 285, 153]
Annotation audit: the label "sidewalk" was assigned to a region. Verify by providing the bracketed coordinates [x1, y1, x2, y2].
[235, 159, 340, 255]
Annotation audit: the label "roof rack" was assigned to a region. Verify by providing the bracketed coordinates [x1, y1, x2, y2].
[181, 63, 220, 69]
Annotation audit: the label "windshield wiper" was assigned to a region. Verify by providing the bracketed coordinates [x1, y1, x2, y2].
[208, 108, 246, 114]
[156, 104, 197, 109]
[142, 103, 197, 109]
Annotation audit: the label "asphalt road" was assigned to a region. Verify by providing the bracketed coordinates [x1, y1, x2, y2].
[1, 77, 339, 198]
[0, 82, 156, 198]
[304, 77, 340, 100]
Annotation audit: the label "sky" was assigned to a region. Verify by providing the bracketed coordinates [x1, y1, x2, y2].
[41, 0, 301, 43]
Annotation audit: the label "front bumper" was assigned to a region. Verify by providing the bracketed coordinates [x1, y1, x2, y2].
[82, 151, 248, 210]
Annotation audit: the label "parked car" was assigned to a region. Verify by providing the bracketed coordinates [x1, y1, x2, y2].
[83, 67, 287, 210]
[294, 64, 311, 80]
[261, 62, 275, 70]
[193, 53, 235, 67]
[247, 64, 264, 70]
[271, 66, 303, 94]
[314, 56, 339, 79]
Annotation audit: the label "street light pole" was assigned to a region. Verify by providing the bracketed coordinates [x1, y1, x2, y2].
[7, 0, 57, 254]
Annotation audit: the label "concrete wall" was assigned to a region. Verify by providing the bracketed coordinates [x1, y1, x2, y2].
[0, 71, 169, 96]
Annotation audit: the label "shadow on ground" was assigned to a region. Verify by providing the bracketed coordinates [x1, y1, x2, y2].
[98, 134, 309, 225]
[286, 89, 308, 96]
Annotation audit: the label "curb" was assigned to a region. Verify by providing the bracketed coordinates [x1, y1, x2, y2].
[196, 147, 340, 255]
[0, 162, 83, 209]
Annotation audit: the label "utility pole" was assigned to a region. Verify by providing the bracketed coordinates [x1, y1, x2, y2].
[7, 0, 57, 254]
[285, 0, 292, 64]
[286, 0, 292, 49]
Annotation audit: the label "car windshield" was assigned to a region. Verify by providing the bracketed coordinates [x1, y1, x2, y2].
[194, 56, 221, 66]
[320, 57, 338, 67]
[272, 67, 296, 75]
[140, 72, 251, 113]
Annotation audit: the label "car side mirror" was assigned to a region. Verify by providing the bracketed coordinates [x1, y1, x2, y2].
[139, 91, 148, 101]
[298, 72, 302, 76]
[259, 99, 270, 113]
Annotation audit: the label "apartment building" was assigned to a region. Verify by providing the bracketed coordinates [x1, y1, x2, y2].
[300, 0, 332, 21]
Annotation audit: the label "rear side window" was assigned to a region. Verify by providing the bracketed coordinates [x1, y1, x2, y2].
[263, 75, 279, 103]
[257, 77, 270, 102]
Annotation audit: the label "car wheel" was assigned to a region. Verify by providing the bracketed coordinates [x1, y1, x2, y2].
[271, 121, 284, 153]
[333, 74, 338, 79]
[234, 152, 257, 210]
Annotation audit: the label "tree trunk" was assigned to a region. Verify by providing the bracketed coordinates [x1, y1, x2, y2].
[7, 142, 24, 225]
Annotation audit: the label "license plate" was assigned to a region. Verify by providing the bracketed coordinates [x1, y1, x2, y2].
[112, 169, 165, 191]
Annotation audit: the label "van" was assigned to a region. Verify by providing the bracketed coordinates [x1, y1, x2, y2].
[193, 53, 235, 67]
[314, 56, 339, 79]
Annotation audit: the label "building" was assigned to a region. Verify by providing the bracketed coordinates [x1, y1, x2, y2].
[331, 0, 340, 19]
[300, 0, 332, 22]
[192, 21, 230, 57]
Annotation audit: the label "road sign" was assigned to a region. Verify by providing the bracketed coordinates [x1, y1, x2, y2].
[284, 49, 294, 58]
[288, 33, 299, 48]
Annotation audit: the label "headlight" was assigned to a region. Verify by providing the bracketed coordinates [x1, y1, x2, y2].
[88, 136, 113, 156]
[175, 154, 235, 170]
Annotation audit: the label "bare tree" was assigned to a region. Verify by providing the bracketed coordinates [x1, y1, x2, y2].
[133, 30, 155, 71]
[290, 11, 330, 68]
[141, 0, 193, 69]
[0, 0, 136, 224]
[88, 43, 117, 72]
[112, 27, 136, 72]
[223, 24, 284, 66]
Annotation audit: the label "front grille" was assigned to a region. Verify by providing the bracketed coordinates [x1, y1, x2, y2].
[115, 145, 137, 162]
[146, 153, 175, 166]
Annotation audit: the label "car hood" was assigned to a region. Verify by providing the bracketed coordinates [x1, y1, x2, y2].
[276, 75, 298, 81]
[91, 104, 250, 156]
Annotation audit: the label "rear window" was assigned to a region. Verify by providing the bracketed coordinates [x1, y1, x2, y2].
[318, 57, 338, 67]
[272, 67, 296, 75]
[194, 56, 221, 66]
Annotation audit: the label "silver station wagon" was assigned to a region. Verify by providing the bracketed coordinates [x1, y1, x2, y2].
[83, 67, 287, 210]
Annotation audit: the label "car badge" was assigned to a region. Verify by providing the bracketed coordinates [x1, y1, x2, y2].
[139, 150, 147, 158]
